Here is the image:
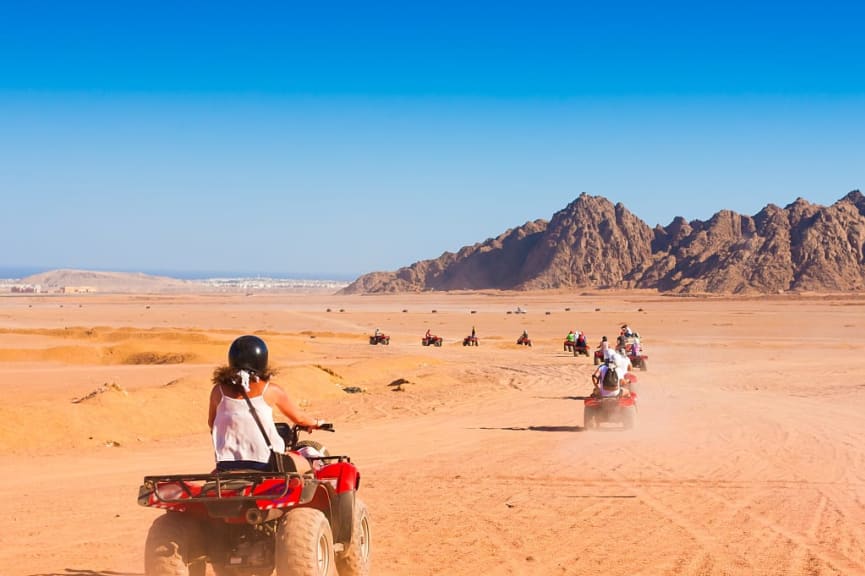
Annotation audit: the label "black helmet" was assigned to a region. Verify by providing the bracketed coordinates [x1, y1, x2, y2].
[228, 335, 268, 373]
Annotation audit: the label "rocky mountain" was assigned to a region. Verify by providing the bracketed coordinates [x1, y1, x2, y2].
[342, 190, 865, 294]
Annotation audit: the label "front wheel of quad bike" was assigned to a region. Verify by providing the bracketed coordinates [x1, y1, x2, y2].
[144, 512, 206, 576]
[640, 359, 648, 372]
[583, 405, 599, 430]
[593, 355, 600, 366]
[336, 497, 372, 576]
[435, 339, 442, 347]
[296, 439, 331, 457]
[622, 405, 637, 429]
[276, 508, 336, 576]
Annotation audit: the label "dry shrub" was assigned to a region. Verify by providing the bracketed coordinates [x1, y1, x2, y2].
[124, 352, 186, 365]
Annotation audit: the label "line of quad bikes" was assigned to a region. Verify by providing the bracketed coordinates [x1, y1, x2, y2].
[373, 329, 647, 370]
[374, 329, 647, 434]
[138, 331, 646, 576]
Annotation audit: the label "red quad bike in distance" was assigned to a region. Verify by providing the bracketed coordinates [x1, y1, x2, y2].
[138, 423, 371, 576]
[516, 335, 532, 347]
[564, 336, 589, 356]
[573, 335, 589, 357]
[462, 335, 478, 346]
[629, 351, 648, 371]
[421, 335, 443, 347]
[624, 342, 648, 371]
[368, 333, 389, 345]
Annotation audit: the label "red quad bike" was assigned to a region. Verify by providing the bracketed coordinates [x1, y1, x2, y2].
[583, 392, 638, 430]
[516, 335, 532, 347]
[593, 349, 604, 365]
[573, 336, 589, 357]
[629, 351, 648, 371]
[462, 335, 478, 346]
[138, 424, 371, 576]
[564, 337, 589, 356]
[368, 333, 389, 345]
[421, 335, 443, 347]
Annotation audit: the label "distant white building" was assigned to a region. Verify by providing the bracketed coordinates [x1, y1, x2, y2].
[61, 285, 97, 294]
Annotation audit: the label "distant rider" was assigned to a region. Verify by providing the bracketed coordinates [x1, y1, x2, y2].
[576, 331, 587, 348]
[630, 335, 641, 357]
[598, 336, 611, 361]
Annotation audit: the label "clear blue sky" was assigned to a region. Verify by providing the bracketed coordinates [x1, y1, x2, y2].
[2, 1, 863, 278]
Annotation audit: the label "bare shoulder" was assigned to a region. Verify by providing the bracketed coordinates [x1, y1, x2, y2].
[209, 383, 223, 401]
[264, 381, 288, 400]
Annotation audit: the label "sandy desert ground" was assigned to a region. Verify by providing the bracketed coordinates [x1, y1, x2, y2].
[1, 289, 864, 576]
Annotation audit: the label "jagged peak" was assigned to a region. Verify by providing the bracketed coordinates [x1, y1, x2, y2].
[838, 189, 865, 214]
[785, 197, 812, 211]
[706, 208, 743, 224]
[562, 192, 615, 212]
[662, 215, 689, 228]
[842, 189, 863, 202]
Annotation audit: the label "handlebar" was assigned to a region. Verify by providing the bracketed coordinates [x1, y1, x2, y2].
[292, 422, 334, 433]
[276, 422, 334, 450]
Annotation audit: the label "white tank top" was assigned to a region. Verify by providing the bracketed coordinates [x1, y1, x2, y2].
[212, 384, 286, 464]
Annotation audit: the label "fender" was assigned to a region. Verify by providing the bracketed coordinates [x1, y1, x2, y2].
[331, 490, 356, 546]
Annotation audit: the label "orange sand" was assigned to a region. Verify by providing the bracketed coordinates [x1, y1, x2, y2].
[1, 290, 864, 575]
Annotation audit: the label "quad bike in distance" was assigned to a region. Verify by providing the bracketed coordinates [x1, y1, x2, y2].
[573, 335, 589, 357]
[619, 337, 647, 370]
[369, 333, 390, 345]
[462, 335, 479, 346]
[139, 423, 371, 576]
[421, 335, 443, 347]
[516, 335, 532, 347]
[583, 391, 638, 430]
[628, 351, 648, 371]
[564, 335, 589, 356]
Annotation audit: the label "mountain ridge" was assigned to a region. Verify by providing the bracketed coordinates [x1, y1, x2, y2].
[342, 190, 865, 294]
